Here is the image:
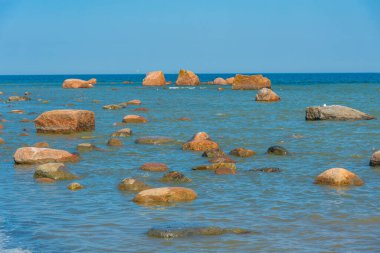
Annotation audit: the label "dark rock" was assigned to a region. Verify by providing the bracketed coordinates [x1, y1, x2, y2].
[230, 148, 256, 157]
[251, 167, 281, 173]
[267, 146, 289, 156]
[161, 171, 192, 183]
[369, 150, 380, 166]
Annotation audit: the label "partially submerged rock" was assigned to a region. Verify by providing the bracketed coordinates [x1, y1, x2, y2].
[182, 132, 219, 151]
[251, 167, 281, 173]
[34, 110, 95, 134]
[135, 136, 175, 145]
[161, 171, 192, 183]
[230, 148, 256, 157]
[8, 96, 31, 102]
[147, 225, 252, 238]
[255, 88, 280, 102]
[369, 150, 380, 166]
[267, 146, 289, 156]
[175, 69, 200, 86]
[14, 147, 78, 164]
[140, 163, 168, 172]
[232, 74, 271, 90]
[111, 128, 132, 137]
[225, 77, 235, 84]
[67, 182, 84, 190]
[62, 78, 96, 89]
[215, 167, 236, 175]
[34, 163, 78, 180]
[314, 168, 364, 186]
[142, 71, 166, 86]
[102, 104, 124, 110]
[122, 115, 148, 124]
[133, 187, 197, 205]
[305, 105, 375, 121]
[126, 99, 141, 105]
[77, 143, 98, 152]
[107, 138, 123, 146]
[118, 178, 152, 192]
[213, 77, 228, 85]
[193, 163, 236, 171]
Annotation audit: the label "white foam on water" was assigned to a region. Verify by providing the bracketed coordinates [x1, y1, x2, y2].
[0, 228, 31, 253]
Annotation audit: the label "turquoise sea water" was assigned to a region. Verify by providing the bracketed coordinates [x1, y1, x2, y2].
[0, 73, 379, 252]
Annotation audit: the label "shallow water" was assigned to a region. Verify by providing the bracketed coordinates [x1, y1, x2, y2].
[0, 73, 379, 252]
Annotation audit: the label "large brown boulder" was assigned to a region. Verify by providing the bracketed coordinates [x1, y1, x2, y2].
[213, 78, 228, 85]
[34, 110, 95, 134]
[306, 105, 375, 121]
[232, 74, 271, 90]
[133, 187, 197, 205]
[62, 78, 96, 89]
[182, 132, 219, 151]
[225, 77, 235, 84]
[142, 71, 166, 86]
[255, 88, 280, 102]
[314, 168, 364, 186]
[175, 69, 200, 86]
[370, 150, 380, 166]
[14, 147, 78, 164]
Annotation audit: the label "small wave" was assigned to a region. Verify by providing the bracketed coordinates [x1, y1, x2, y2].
[0, 231, 31, 253]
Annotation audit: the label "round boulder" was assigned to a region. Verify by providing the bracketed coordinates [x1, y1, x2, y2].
[267, 146, 289, 156]
[107, 138, 123, 146]
[213, 77, 228, 85]
[182, 132, 219, 151]
[314, 168, 364, 186]
[255, 88, 281, 102]
[229, 148, 256, 158]
[369, 150, 380, 166]
[67, 182, 84, 191]
[161, 171, 192, 183]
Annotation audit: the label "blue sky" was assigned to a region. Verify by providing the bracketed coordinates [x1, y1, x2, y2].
[0, 0, 379, 74]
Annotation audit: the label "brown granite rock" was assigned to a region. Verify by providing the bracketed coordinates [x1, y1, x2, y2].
[67, 182, 84, 190]
[34, 110, 95, 134]
[111, 128, 132, 137]
[122, 115, 147, 124]
[118, 178, 152, 192]
[34, 142, 49, 148]
[107, 138, 123, 146]
[215, 167, 236, 175]
[229, 148, 256, 158]
[176, 69, 200, 86]
[255, 88, 281, 102]
[213, 78, 228, 85]
[305, 105, 375, 121]
[14, 147, 78, 164]
[62, 78, 96, 89]
[182, 132, 219, 151]
[133, 187, 197, 205]
[314, 168, 364, 186]
[140, 163, 168, 172]
[232, 74, 271, 90]
[161, 171, 192, 183]
[142, 71, 166, 86]
[225, 77, 235, 84]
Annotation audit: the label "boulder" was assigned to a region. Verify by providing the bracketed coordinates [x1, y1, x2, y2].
[35, 177, 56, 184]
[202, 149, 225, 158]
[225, 77, 235, 84]
[111, 128, 132, 137]
[267, 146, 289, 156]
[107, 138, 123, 146]
[34, 110, 95, 134]
[175, 69, 200, 86]
[14, 147, 78, 164]
[147, 225, 251, 238]
[122, 115, 148, 124]
[34, 163, 78, 180]
[118, 178, 152, 192]
[161, 171, 192, 183]
[208, 156, 236, 164]
[133, 187, 197, 205]
[230, 148, 256, 157]
[305, 105, 375, 121]
[215, 167, 236, 175]
[62, 78, 96, 89]
[142, 71, 166, 86]
[76, 143, 98, 151]
[140, 163, 168, 172]
[369, 150, 380, 166]
[8, 96, 31, 102]
[193, 163, 236, 171]
[34, 142, 49, 148]
[314, 168, 364, 186]
[232, 74, 271, 90]
[255, 88, 280, 102]
[182, 132, 219, 151]
[135, 136, 175, 145]
[67, 182, 84, 190]
[213, 78, 228, 85]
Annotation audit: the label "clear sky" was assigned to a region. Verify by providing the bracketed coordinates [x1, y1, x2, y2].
[0, 0, 379, 74]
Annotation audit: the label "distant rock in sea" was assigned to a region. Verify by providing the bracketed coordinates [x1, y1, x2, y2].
[142, 71, 166, 86]
[62, 78, 96, 89]
[305, 105, 375, 121]
[255, 88, 281, 102]
[232, 74, 271, 90]
[175, 69, 200, 86]
[213, 77, 228, 85]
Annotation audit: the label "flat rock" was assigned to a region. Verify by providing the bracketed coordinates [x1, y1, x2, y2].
[103, 104, 123, 110]
[62, 78, 96, 89]
[140, 163, 168, 172]
[305, 105, 375, 121]
[133, 187, 197, 205]
[251, 167, 281, 173]
[14, 147, 78, 164]
[122, 115, 147, 124]
[8, 96, 31, 102]
[193, 163, 236, 171]
[77, 143, 98, 151]
[314, 168, 364, 186]
[34, 110, 95, 134]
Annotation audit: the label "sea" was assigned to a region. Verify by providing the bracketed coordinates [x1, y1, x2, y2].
[0, 73, 379, 252]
